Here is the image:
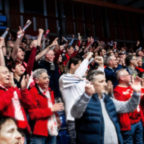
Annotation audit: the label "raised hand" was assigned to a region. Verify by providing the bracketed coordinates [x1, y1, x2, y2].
[86, 52, 93, 60]
[85, 82, 95, 96]
[30, 40, 38, 48]
[75, 45, 79, 51]
[78, 33, 81, 41]
[95, 56, 104, 66]
[130, 76, 142, 92]
[17, 26, 24, 38]
[90, 36, 94, 44]
[62, 36, 68, 42]
[51, 37, 59, 46]
[60, 44, 65, 51]
[72, 34, 75, 38]
[38, 28, 44, 34]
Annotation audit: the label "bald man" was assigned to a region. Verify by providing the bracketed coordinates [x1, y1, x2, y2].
[37, 50, 61, 98]
[114, 69, 144, 144]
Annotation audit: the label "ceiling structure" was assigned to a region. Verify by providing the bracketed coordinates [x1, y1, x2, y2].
[109, 0, 144, 9]
[73, 0, 144, 14]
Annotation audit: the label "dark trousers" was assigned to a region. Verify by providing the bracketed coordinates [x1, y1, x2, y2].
[122, 121, 143, 144]
[67, 121, 76, 144]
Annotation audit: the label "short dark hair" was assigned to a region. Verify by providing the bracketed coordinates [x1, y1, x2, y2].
[125, 55, 134, 66]
[7, 60, 18, 71]
[87, 70, 104, 81]
[0, 116, 16, 129]
[7, 61, 24, 72]
[67, 56, 82, 70]
[98, 48, 104, 56]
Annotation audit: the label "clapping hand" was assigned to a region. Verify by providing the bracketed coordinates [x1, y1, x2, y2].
[105, 80, 113, 95]
[21, 74, 30, 90]
[130, 76, 142, 92]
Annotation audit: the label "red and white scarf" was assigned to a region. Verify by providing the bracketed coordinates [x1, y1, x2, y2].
[39, 87, 58, 136]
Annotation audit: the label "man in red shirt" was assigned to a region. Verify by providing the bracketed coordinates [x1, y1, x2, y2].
[114, 68, 144, 144]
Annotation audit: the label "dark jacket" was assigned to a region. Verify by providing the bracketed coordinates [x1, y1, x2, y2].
[75, 94, 123, 144]
[105, 64, 122, 87]
[37, 60, 61, 98]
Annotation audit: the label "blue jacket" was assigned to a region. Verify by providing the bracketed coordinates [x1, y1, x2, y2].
[105, 64, 122, 87]
[75, 94, 123, 144]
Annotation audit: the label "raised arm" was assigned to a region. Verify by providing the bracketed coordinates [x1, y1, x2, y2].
[69, 34, 75, 46]
[112, 92, 140, 113]
[77, 33, 82, 47]
[71, 83, 95, 118]
[95, 56, 104, 72]
[113, 76, 141, 113]
[26, 45, 37, 75]
[35, 37, 58, 61]
[84, 37, 94, 53]
[11, 27, 24, 61]
[26, 29, 44, 74]
[37, 28, 44, 47]
[2, 39, 6, 56]
[0, 37, 5, 66]
[75, 52, 93, 77]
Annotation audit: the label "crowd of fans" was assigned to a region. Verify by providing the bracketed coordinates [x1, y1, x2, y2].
[0, 24, 144, 144]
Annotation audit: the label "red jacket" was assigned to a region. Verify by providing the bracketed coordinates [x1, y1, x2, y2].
[22, 86, 55, 136]
[114, 86, 144, 131]
[0, 86, 31, 132]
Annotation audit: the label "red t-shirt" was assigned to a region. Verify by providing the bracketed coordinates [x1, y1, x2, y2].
[114, 86, 144, 131]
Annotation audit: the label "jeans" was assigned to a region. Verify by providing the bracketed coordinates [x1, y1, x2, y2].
[122, 121, 143, 144]
[67, 121, 76, 144]
[30, 135, 57, 144]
